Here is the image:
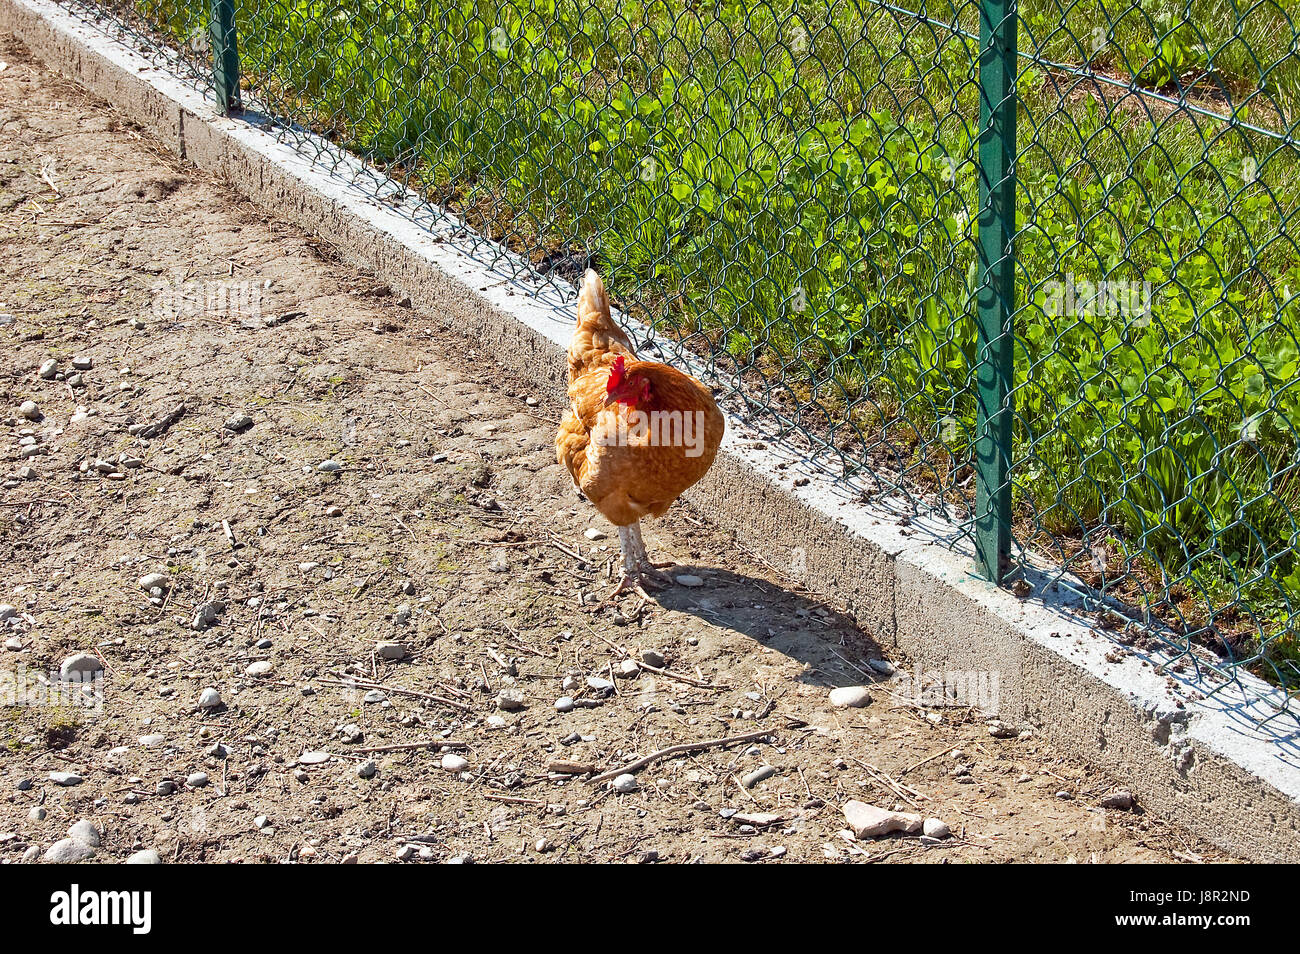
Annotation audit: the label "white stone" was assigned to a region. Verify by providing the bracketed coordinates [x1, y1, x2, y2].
[828, 685, 872, 708]
[842, 800, 922, 839]
[441, 753, 470, 773]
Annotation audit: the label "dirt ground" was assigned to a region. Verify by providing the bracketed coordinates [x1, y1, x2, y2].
[0, 32, 1231, 864]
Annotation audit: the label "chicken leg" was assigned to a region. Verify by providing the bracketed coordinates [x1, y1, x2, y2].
[613, 522, 673, 595]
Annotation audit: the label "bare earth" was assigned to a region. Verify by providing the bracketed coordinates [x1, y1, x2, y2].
[0, 33, 1229, 863]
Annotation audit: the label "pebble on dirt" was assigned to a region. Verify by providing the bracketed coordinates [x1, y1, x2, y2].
[828, 685, 872, 708]
[611, 773, 639, 793]
[38, 359, 58, 380]
[1099, 790, 1135, 811]
[375, 641, 406, 660]
[923, 817, 951, 839]
[674, 574, 704, 587]
[58, 653, 103, 682]
[49, 772, 84, 786]
[224, 413, 253, 433]
[125, 849, 162, 864]
[842, 800, 923, 839]
[44, 838, 95, 862]
[18, 400, 40, 420]
[496, 688, 525, 711]
[67, 819, 101, 847]
[316, 459, 343, 473]
[441, 753, 470, 773]
[198, 687, 222, 709]
[138, 572, 169, 592]
[741, 765, 777, 789]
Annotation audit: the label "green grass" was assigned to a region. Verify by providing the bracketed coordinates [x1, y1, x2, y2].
[131, 0, 1300, 680]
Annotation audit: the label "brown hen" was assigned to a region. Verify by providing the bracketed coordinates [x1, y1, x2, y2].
[556, 271, 725, 593]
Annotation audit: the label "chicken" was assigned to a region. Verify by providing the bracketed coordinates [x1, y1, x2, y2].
[556, 270, 725, 594]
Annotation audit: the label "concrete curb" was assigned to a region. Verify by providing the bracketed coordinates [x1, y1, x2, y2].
[6, 0, 1299, 861]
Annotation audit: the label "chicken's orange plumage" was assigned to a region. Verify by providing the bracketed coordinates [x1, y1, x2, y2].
[556, 271, 724, 591]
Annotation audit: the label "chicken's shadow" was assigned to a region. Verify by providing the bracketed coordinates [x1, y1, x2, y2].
[649, 567, 886, 690]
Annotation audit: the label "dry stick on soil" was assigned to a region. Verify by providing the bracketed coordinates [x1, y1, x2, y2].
[343, 740, 469, 755]
[635, 660, 730, 691]
[483, 792, 545, 807]
[316, 676, 471, 712]
[590, 728, 775, 784]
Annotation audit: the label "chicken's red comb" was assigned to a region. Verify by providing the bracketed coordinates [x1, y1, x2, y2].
[606, 354, 626, 393]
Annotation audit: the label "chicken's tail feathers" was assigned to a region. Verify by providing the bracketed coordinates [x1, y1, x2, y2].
[577, 269, 610, 329]
[569, 270, 635, 383]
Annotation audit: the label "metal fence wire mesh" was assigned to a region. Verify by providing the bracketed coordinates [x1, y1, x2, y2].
[64, 0, 1300, 713]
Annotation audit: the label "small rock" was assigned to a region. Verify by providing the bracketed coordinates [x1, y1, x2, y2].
[38, 359, 58, 380]
[585, 676, 615, 693]
[867, 658, 894, 676]
[393, 604, 412, 624]
[58, 653, 103, 682]
[49, 772, 84, 787]
[1099, 790, 1135, 811]
[828, 685, 872, 708]
[741, 765, 776, 789]
[254, 815, 271, 829]
[583, 528, 607, 540]
[640, 649, 666, 668]
[357, 760, 377, 779]
[71, 355, 93, 370]
[18, 400, 40, 421]
[191, 601, 224, 630]
[187, 772, 209, 788]
[611, 773, 639, 793]
[496, 688, 525, 711]
[441, 753, 470, 773]
[923, 817, 951, 839]
[22, 845, 40, 863]
[224, 413, 253, 433]
[0, 605, 15, 621]
[555, 696, 575, 713]
[28, 806, 46, 821]
[138, 734, 166, 747]
[987, 720, 1018, 739]
[245, 661, 273, 677]
[206, 743, 229, 759]
[138, 572, 169, 592]
[44, 838, 95, 862]
[674, 574, 704, 587]
[197, 687, 222, 709]
[316, 459, 343, 473]
[842, 800, 923, 839]
[67, 820, 101, 847]
[395, 844, 416, 861]
[156, 780, 177, 796]
[375, 641, 406, 661]
[338, 724, 364, 744]
[616, 658, 640, 677]
[125, 849, 162, 864]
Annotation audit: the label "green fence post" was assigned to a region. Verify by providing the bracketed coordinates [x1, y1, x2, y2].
[210, 0, 241, 115]
[974, 0, 1017, 583]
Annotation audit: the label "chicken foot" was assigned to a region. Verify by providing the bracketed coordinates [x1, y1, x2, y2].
[613, 522, 673, 596]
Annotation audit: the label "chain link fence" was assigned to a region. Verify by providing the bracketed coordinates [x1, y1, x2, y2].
[58, 0, 1300, 717]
